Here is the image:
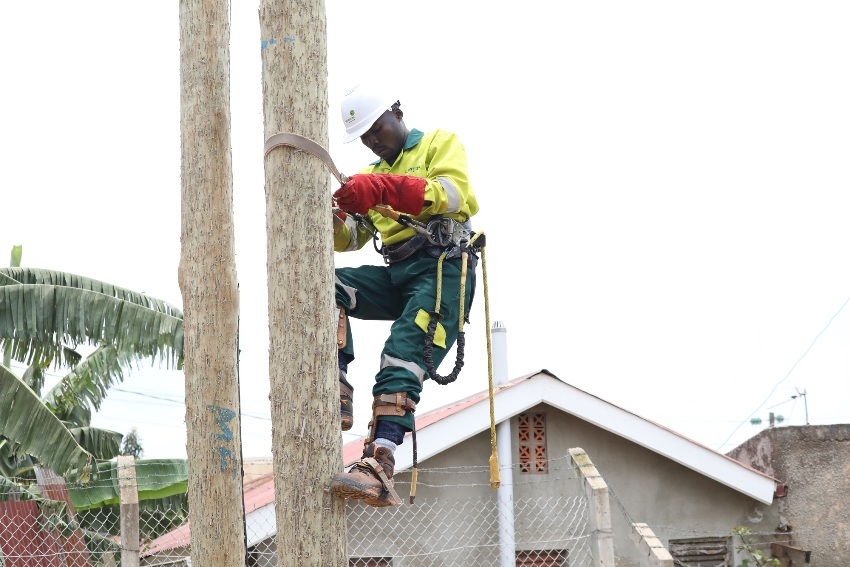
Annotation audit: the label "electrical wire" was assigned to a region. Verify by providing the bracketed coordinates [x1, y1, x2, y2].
[716, 293, 850, 451]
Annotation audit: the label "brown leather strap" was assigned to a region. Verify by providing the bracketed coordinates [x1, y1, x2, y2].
[372, 393, 417, 417]
[365, 392, 416, 443]
[336, 308, 347, 350]
[360, 457, 401, 505]
[264, 132, 349, 185]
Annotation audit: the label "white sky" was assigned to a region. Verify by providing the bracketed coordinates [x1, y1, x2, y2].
[2, 2, 849, 461]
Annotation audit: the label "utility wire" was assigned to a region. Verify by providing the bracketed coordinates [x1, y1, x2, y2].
[111, 387, 272, 421]
[716, 293, 850, 451]
[7, 361, 272, 421]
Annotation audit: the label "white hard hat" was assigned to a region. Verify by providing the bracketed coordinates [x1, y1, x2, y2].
[340, 83, 398, 143]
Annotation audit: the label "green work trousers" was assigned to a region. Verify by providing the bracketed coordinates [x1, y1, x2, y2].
[335, 250, 476, 431]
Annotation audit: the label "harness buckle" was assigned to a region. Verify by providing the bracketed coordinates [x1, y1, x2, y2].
[425, 216, 472, 248]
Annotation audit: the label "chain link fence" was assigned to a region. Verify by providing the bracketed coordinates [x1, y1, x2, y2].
[0, 455, 598, 566]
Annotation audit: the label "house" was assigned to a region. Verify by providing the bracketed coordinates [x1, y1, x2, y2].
[728, 423, 850, 567]
[140, 322, 798, 567]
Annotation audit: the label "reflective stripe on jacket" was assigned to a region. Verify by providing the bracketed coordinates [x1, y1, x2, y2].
[334, 128, 479, 250]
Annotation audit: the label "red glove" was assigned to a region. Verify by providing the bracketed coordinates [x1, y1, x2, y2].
[333, 174, 426, 216]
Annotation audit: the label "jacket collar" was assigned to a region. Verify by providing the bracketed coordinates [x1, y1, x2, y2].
[369, 129, 424, 166]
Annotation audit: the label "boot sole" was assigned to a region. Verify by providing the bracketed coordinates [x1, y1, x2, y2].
[330, 477, 381, 501]
[330, 478, 399, 507]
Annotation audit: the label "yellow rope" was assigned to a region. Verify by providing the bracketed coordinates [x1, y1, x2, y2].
[479, 241, 500, 489]
[429, 234, 499, 489]
[458, 251, 468, 333]
[432, 249, 468, 333]
[434, 251, 446, 312]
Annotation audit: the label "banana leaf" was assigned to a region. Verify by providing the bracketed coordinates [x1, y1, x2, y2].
[9, 246, 22, 268]
[69, 459, 189, 510]
[0, 364, 93, 480]
[0, 474, 39, 501]
[0, 268, 183, 371]
[43, 345, 134, 415]
[68, 427, 123, 461]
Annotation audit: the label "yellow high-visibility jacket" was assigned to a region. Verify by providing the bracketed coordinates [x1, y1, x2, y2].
[334, 128, 479, 251]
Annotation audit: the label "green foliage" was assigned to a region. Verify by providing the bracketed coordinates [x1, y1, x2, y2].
[0, 267, 184, 480]
[732, 526, 779, 567]
[43, 345, 130, 415]
[76, 492, 190, 541]
[68, 459, 189, 510]
[0, 474, 39, 501]
[0, 267, 184, 371]
[0, 265, 190, 536]
[0, 363, 94, 480]
[9, 245, 22, 268]
[80, 528, 120, 563]
[0, 476, 70, 527]
[71, 459, 191, 542]
[120, 427, 144, 458]
[68, 426, 123, 461]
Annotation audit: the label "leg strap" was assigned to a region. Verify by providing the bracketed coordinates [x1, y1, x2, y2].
[358, 457, 402, 505]
[336, 306, 347, 350]
[366, 392, 416, 444]
[373, 393, 417, 417]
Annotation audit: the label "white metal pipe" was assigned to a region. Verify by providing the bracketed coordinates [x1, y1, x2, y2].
[492, 320, 509, 386]
[492, 321, 515, 567]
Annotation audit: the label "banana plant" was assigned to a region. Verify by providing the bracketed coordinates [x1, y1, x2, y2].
[0, 267, 184, 481]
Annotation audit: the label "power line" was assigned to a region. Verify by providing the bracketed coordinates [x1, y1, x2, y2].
[111, 387, 272, 421]
[716, 293, 850, 451]
[5, 362, 273, 421]
[112, 387, 183, 405]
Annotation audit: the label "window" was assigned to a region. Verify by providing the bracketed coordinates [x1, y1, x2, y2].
[669, 537, 731, 566]
[516, 549, 568, 566]
[350, 558, 392, 567]
[518, 413, 548, 473]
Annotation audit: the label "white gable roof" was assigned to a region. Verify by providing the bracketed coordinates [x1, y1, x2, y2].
[382, 370, 777, 505]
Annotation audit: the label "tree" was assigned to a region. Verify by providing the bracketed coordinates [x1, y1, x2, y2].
[179, 0, 246, 565]
[120, 428, 144, 458]
[259, 0, 347, 564]
[0, 267, 183, 480]
[0, 266, 191, 563]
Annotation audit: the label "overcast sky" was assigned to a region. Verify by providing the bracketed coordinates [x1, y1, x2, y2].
[3, 2, 849, 461]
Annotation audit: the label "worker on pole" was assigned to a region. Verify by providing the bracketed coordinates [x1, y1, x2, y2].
[329, 80, 480, 507]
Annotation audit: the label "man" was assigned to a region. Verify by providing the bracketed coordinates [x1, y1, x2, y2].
[329, 81, 479, 507]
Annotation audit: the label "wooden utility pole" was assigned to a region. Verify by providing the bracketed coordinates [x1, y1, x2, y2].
[179, 0, 247, 565]
[259, 0, 347, 565]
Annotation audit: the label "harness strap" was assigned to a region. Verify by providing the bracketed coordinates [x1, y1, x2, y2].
[372, 393, 417, 416]
[336, 307, 347, 350]
[358, 457, 402, 505]
[424, 231, 485, 386]
[365, 392, 416, 445]
[264, 132, 349, 186]
[367, 393, 421, 504]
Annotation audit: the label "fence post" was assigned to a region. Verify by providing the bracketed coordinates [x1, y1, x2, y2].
[569, 448, 615, 567]
[118, 456, 140, 567]
[631, 523, 674, 567]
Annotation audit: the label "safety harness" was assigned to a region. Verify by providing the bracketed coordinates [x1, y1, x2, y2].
[349, 204, 486, 502]
[264, 133, 500, 503]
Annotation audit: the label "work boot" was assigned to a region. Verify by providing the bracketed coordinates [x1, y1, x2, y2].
[330, 442, 401, 507]
[339, 370, 354, 431]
